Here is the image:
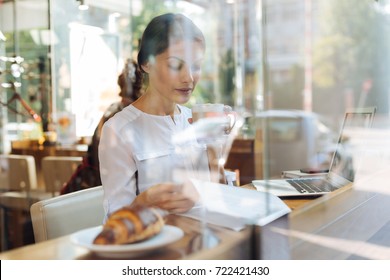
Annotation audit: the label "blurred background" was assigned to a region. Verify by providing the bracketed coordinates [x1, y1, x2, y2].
[1, 0, 390, 179]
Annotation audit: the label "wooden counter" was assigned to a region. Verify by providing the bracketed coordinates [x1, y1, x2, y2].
[288, 185, 390, 259]
[0, 185, 313, 260]
[2, 174, 386, 259]
[0, 215, 253, 260]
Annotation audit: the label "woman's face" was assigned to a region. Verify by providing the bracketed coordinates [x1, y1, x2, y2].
[143, 40, 204, 105]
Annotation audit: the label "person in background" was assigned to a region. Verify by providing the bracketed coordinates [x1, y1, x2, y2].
[99, 13, 208, 220]
[60, 59, 143, 194]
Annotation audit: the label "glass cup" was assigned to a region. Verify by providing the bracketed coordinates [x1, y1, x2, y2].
[191, 103, 236, 134]
[172, 104, 244, 249]
[191, 103, 237, 183]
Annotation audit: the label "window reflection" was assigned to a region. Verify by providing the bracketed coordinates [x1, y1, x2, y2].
[0, 0, 390, 260]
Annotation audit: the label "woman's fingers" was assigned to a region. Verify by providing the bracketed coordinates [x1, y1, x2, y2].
[159, 196, 195, 213]
[147, 183, 181, 202]
[141, 182, 198, 213]
[157, 185, 196, 212]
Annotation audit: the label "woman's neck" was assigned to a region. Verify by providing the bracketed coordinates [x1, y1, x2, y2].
[132, 91, 179, 117]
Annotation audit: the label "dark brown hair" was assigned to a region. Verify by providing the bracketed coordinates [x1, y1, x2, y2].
[117, 59, 143, 100]
[137, 13, 205, 72]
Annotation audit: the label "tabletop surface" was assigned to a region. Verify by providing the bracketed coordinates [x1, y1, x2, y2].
[0, 214, 254, 260]
[0, 184, 317, 260]
[5, 185, 385, 260]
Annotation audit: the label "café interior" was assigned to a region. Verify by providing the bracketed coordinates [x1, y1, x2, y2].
[0, 0, 389, 260]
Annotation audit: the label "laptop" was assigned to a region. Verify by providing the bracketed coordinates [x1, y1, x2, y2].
[252, 107, 376, 197]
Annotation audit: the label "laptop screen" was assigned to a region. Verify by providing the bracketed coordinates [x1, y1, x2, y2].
[328, 107, 376, 183]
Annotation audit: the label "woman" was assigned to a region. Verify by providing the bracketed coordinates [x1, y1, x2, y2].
[61, 59, 143, 194]
[99, 13, 207, 219]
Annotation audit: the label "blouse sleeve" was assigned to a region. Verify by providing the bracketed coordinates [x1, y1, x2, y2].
[98, 122, 138, 221]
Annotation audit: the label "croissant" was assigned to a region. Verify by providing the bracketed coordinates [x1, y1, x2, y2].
[93, 205, 168, 245]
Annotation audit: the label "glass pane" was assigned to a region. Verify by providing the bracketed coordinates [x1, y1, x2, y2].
[51, 0, 131, 139]
[0, 0, 50, 153]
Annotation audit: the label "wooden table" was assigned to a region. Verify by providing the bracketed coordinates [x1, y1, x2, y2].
[11, 140, 88, 158]
[289, 185, 390, 259]
[0, 215, 253, 260]
[1, 179, 387, 260]
[0, 184, 314, 260]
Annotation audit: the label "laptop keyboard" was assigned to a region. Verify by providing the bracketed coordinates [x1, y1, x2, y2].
[286, 178, 341, 194]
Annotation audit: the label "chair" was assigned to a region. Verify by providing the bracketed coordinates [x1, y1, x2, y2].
[30, 186, 104, 243]
[0, 154, 52, 251]
[0, 154, 51, 208]
[41, 156, 83, 196]
[0, 154, 38, 192]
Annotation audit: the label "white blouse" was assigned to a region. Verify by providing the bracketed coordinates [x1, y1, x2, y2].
[98, 104, 210, 219]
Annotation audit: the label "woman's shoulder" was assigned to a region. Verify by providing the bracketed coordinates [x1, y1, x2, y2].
[103, 105, 141, 130]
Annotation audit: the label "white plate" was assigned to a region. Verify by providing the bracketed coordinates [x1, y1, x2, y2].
[70, 225, 184, 259]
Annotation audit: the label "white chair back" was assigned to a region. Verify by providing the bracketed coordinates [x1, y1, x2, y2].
[0, 154, 50, 251]
[41, 156, 82, 196]
[0, 154, 38, 192]
[30, 186, 104, 242]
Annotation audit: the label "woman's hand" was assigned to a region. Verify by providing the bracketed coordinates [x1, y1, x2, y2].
[132, 181, 199, 213]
